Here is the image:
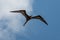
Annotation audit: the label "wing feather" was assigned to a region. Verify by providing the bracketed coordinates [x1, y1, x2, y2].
[32, 15, 48, 25]
[10, 10, 29, 19]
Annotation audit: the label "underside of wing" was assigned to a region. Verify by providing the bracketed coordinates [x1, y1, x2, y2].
[10, 10, 29, 18]
[32, 15, 48, 25]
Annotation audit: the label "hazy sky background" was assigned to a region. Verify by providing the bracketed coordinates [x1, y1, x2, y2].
[0, 0, 60, 40]
[0, 0, 33, 40]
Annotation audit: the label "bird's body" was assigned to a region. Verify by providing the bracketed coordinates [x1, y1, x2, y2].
[10, 10, 48, 26]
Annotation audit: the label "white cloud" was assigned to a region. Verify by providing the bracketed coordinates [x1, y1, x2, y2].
[0, 0, 33, 40]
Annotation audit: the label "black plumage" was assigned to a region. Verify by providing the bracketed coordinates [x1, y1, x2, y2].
[10, 10, 48, 26]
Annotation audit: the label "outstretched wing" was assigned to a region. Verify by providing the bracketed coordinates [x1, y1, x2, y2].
[10, 10, 31, 26]
[32, 15, 48, 25]
[10, 10, 29, 18]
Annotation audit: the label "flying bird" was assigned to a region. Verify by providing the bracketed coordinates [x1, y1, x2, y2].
[10, 10, 48, 26]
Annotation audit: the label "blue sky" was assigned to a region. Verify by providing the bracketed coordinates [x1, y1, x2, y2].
[32, 0, 60, 40]
[16, 0, 60, 40]
[18, 0, 60, 40]
[0, 0, 60, 40]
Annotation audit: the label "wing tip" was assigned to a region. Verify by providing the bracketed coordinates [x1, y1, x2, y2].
[45, 22, 48, 25]
[46, 23, 48, 25]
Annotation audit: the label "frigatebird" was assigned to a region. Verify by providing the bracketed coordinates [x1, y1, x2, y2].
[10, 10, 48, 26]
